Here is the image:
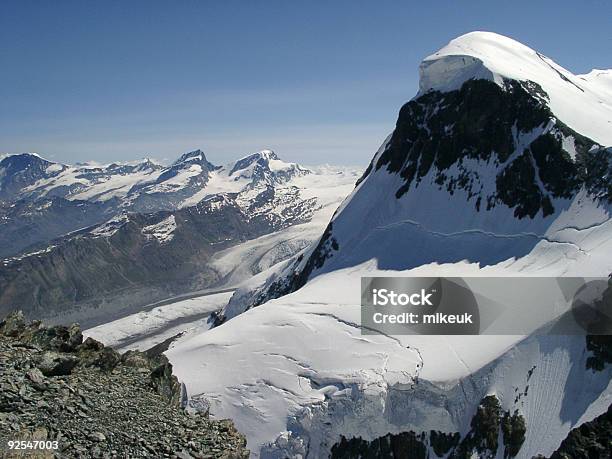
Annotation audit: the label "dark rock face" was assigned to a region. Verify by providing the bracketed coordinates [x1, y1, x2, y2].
[579, 146, 612, 201]
[501, 411, 527, 458]
[452, 395, 503, 459]
[329, 395, 526, 459]
[586, 335, 612, 372]
[375, 79, 601, 218]
[331, 431, 428, 459]
[430, 431, 460, 457]
[546, 404, 612, 459]
[0, 311, 249, 458]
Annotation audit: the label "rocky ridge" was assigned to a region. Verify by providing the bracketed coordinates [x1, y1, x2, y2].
[0, 311, 249, 458]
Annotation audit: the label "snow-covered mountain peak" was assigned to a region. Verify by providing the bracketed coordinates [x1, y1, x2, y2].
[104, 158, 165, 175]
[131, 158, 163, 173]
[230, 150, 279, 173]
[171, 149, 217, 170]
[419, 31, 612, 145]
[420, 31, 573, 94]
[0, 152, 55, 170]
[256, 149, 278, 160]
[0, 153, 66, 197]
[237, 32, 612, 317]
[228, 150, 308, 184]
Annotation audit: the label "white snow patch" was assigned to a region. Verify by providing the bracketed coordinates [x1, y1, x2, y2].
[142, 215, 177, 244]
[84, 291, 233, 351]
[561, 134, 578, 159]
[45, 163, 64, 174]
[89, 214, 130, 238]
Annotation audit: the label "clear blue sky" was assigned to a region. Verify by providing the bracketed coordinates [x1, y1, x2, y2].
[1, 1, 611, 166]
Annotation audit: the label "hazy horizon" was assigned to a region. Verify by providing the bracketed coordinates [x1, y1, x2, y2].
[2, 0, 611, 167]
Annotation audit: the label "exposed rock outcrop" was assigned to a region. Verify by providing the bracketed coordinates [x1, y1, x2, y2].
[330, 395, 525, 459]
[0, 311, 249, 458]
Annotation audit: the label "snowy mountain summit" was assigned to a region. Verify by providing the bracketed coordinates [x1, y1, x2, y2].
[253, 31, 612, 299]
[229, 149, 308, 186]
[165, 32, 612, 458]
[419, 31, 612, 146]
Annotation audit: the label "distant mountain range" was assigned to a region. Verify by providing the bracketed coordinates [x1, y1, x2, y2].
[0, 150, 360, 325]
[0, 149, 309, 257]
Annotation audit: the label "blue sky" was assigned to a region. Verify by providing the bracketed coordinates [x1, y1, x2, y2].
[1, 1, 611, 166]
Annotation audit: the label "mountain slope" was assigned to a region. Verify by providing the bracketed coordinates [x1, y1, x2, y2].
[82, 165, 361, 351]
[0, 311, 250, 458]
[162, 32, 612, 457]
[0, 153, 68, 201]
[236, 33, 612, 314]
[0, 196, 115, 258]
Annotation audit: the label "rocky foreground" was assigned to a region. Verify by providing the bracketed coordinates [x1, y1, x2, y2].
[0, 311, 249, 458]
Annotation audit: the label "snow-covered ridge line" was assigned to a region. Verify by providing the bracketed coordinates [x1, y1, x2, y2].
[419, 31, 612, 146]
[0, 148, 311, 209]
[1, 149, 297, 173]
[0, 151, 163, 169]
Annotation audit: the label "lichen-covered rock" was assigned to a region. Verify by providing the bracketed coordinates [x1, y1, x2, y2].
[120, 349, 151, 369]
[90, 347, 121, 371]
[0, 310, 26, 337]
